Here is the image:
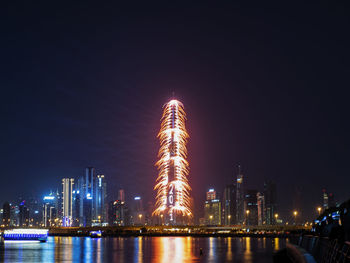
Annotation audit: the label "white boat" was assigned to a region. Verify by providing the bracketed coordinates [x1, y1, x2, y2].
[2, 229, 49, 242]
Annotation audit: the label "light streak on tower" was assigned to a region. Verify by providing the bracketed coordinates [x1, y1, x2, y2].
[153, 99, 192, 224]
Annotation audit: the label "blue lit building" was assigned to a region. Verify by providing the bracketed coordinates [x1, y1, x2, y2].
[78, 167, 95, 226]
[43, 194, 57, 227]
[92, 174, 107, 226]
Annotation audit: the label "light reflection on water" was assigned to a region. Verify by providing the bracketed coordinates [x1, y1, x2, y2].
[0, 236, 285, 262]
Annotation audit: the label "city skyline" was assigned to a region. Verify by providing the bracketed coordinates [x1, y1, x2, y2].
[0, 162, 339, 226]
[1, 1, 349, 223]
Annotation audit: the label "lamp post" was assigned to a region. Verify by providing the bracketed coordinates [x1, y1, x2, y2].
[246, 210, 250, 225]
[293, 211, 298, 225]
[209, 215, 213, 226]
[139, 214, 143, 225]
[317, 207, 322, 216]
[228, 215, 231, 226]
[274, 213, 279, 225]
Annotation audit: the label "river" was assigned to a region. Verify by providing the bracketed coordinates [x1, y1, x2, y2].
[0, 236, 285, 262]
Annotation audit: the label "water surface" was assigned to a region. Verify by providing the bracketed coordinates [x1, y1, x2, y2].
[0, 236, 285, 262]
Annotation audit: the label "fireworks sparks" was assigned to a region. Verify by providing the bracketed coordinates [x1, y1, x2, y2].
[153, 99, 192, 223]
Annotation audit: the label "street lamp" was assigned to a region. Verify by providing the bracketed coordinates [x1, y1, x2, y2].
[209, 215, 213, 225]
[139, 214, 143, 225]
[275, 213, 279, 225]
[317, 207, 322, 216]
[293, 211, 298, 225]
[246, 210, 250, 225]
[228, 215, 231, 225]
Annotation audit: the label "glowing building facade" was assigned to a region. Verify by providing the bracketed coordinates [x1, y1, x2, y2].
[62, 178, 74, 227]
[153, 99, 192, 225]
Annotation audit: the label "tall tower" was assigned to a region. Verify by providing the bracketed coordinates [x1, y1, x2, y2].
[236, 165, 244, 224]
[93, 174, 107, 225]
[153, 99, 192, 225]
[62, 178, 74, 226]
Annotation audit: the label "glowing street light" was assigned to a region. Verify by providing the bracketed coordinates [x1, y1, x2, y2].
[228, 215, 231, 225]
[293, 211, 298, 225]
[139, 214, 143, 224]
[209, 215, 213, 225]
[246, 210, 250, 225]
[317, 207, 322, 216]
[274, 213, 279, 225]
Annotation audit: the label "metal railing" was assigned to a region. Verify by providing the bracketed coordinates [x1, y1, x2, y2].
[289, 235, 350, 263]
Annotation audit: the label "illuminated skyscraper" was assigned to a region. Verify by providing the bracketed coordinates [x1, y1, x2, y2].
[322, 189, 329, 210]
[257, 192, 265, 225]
[236, 165, 244, 224]
[93, 174, 107, 225]
[244, 189, 258, 225]
[223, 184, 236, 225]
[153, 99, 192, 225]
[62, 178, 74, 227]
[78, 167, 95, 226]
[204, 189, 221, 226]
[133, 196, 145, 225]
[206, 189, 216, 200]
[43, 194, 57, 227]
[118, 189, 125, 202]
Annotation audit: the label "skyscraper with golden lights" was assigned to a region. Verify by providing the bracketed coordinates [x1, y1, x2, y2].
[153, 99, 192, 225]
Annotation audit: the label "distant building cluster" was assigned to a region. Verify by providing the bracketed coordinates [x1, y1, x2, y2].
[0, 167, 149, 228]
[201, 165, 278, 226]
[0, 165, 338, 228]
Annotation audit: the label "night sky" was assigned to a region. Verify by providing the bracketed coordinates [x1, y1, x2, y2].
[1, 2, 349, 221]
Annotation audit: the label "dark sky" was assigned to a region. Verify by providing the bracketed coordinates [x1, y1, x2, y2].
[1, 2, 349, 222]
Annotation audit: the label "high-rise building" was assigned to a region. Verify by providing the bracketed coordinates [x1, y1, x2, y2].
[257, 192, 265, 225]
[206, 189, 216, 201]
[264, 180, 277, 225]
[55, 189, 62, 223]
[2, 202, 10, 226]
[27, 197, 41, 227]
[236, 165, 244, 224]
[153, 99, 192, 225]
[43, 194, 57, 227]
[108, 200, 128, 226]
[62, 178, 74, 227]
[204, 198, 221, 225]
[77, 168, 107, 226]
[10, 205, 19, 226]
[223, 184, 236, 225]
[72, 188, 80, 226]
[328, 193, 336, 208]
[92, 174, 107, 226]
[322, 189, 328, 210]
[133, 196, 144, 225]
[78, 167, 95, 226]
[244, 189, 258, 225]
[118, 189, 125, 202]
